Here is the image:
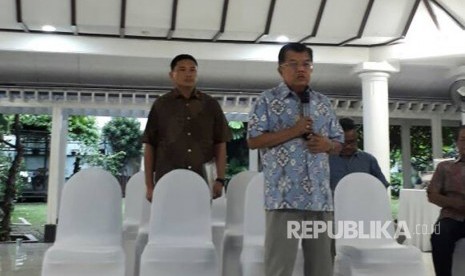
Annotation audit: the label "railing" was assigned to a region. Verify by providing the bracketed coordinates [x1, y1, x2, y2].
[0, 86, 460, 121]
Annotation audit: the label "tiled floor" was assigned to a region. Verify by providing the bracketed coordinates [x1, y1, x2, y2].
[0, 243, 51, 276]
[0, 242, 435, 276]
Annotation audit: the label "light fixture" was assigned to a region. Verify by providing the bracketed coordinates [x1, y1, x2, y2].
[458, 86, 465, 97]
[41, 25, 56, 32]
[276, 35, 289, 43]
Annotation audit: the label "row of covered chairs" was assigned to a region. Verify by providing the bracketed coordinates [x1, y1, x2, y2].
[44, 167, 458, 276]
[42, 168, 218, 276]
[128, 169, 465, 276]
[41, 167, 285, 276]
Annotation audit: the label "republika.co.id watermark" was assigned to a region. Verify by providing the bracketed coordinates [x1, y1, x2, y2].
[287, 220, 440, 239]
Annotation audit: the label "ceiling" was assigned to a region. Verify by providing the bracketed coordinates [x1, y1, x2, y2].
[0, 0, 465, 102]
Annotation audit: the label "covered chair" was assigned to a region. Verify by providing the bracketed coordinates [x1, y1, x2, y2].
[139, 169, 217, 276]
[122, 171, 145, 276]
[211, 190, 227, 257]
[240, 173, 303, 276]
[221, 171, 259, 276]
[41, 167, 124, 276]
[334, 172, 426, 276]
[133, 198, 151, 276]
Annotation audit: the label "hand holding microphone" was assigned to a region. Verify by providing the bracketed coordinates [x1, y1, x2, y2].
[294, 116, 313, 139]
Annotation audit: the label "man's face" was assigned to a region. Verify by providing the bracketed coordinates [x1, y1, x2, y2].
[340, 129, 358, 157]
[457, 128, 465, 157]
[169, 59, 197, 89]
[278, 50, 313, 93]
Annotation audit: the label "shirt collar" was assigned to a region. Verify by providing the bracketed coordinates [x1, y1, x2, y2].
[277, 82, 312, 100]
[172, 88, 201, 99]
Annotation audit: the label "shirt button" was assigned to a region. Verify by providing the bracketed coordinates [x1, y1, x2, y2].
[187, 132, 191, 136]
[186, 103, 189, 107]
[187, 149, 192, 152]
[187, 116, 191, 120]
[187, 166, 192, 169]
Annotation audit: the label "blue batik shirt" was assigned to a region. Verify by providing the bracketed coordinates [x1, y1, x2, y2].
[248, 82, 344, 211]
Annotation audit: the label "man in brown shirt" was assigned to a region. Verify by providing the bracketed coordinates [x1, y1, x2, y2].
[142, 54, 231, 201]
[428, 125, 465, 276]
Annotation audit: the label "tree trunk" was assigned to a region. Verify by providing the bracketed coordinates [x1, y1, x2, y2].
[0, 115, 23, 241]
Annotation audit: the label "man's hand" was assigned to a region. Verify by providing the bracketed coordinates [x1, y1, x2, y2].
[212, 181, 223, 199]
[306, 133, 331, 154]
[294, 116, 313, 137]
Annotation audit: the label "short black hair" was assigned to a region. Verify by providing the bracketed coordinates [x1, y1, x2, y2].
[339, 117, 356, 132]
[170, 54, 198, 71]
[278, 43, 313, 65]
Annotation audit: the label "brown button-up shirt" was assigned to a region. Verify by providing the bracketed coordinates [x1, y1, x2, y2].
[142, 89, 231, 182]
[428, 158, 465, 221]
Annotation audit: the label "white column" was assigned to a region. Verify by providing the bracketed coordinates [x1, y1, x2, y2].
[249, 149, 259, 171]
[46, 107, 68, 224]
[354, 62, 398, 183]
[431, 116, 443, 159]
[462, 111, 465, 124]
[401, 122, 412, 188]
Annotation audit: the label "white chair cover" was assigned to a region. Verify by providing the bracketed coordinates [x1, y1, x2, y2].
[122, 171, 145, 276]
[221, 171, 259, 276]
[41, 167, 124, 276]
[397, 189, 441, 251]
[212, 190, 227, 257]
[133, 198, 151, 276]
[452, 238, 465, 276]
[139, 169, 217, 276]
[240, 173, 303, 276]
[334, 172, 426, 276]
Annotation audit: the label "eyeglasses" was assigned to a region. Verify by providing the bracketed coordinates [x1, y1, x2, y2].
[280, 61, 313, 70]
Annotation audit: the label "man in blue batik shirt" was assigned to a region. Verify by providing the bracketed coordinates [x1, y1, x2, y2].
[247, 43, 344, 276]
[329, 117, 389, 193]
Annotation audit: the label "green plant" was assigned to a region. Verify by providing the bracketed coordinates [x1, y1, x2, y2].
[9, 115, 100, 150]
[389, 172, 402, 198]
[102, 118, 142, 164]
[226, 121, 249, 181]
[0, 115, 24, 241]
[82, 151, 126, 178]
[228, 121, 246, 140]
[226, 158, 248, 181]
[68, 116, 99, 147]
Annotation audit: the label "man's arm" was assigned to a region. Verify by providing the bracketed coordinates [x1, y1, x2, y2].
[306, 133, 342, 154]
[247, 117, 311, 149]
[212, 142, 227, 199]
[427, 187, 465, 215]
[369, 156, 389, 187]
[144, 143, 156, 202]
[427, 163, 465, 214]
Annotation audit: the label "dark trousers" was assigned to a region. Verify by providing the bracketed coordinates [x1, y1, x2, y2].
[431, 218, 465, 276]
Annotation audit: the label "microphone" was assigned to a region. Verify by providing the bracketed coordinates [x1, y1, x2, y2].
[300, 91, 309, 104]
[299, 92, 311, 140]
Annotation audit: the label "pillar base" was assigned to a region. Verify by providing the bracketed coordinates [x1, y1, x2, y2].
[44, 224, 57, 243]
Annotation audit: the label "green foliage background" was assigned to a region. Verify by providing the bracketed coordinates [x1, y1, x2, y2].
[14, 114, 99, 147]
[102, 117, 142, 162]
